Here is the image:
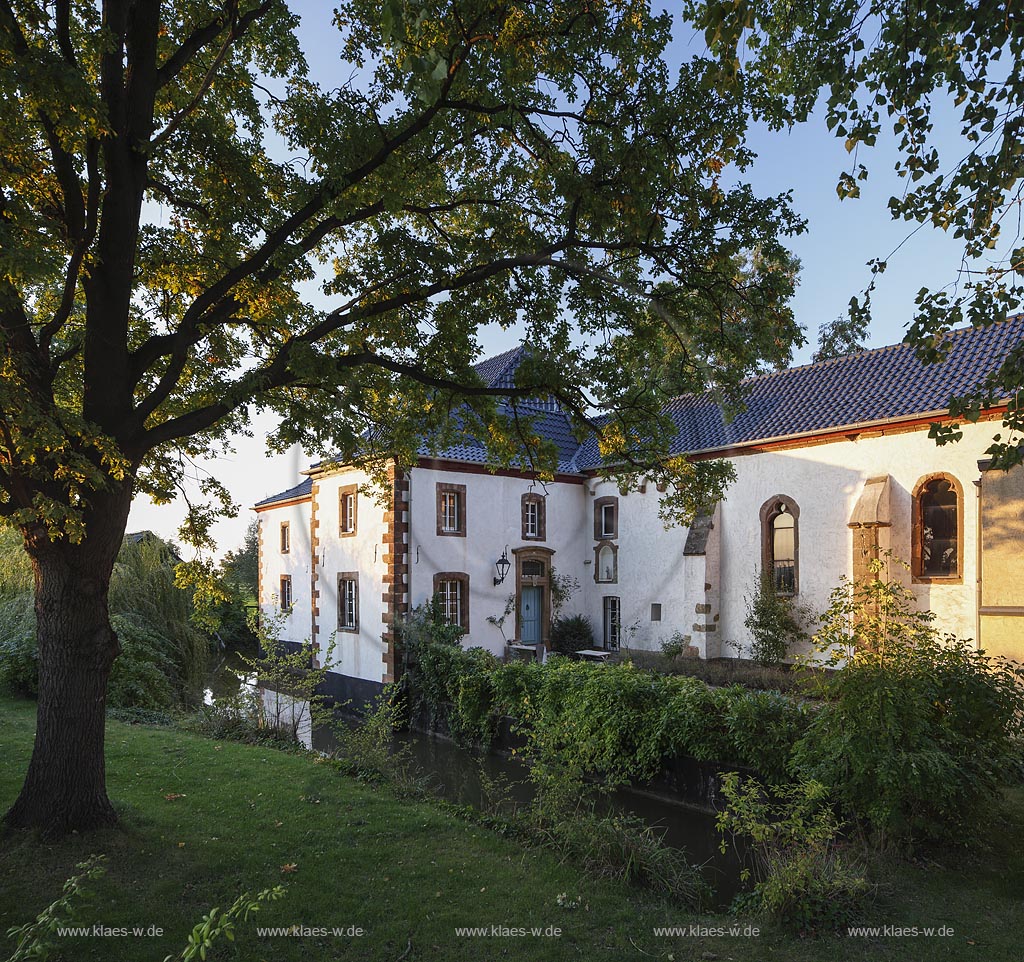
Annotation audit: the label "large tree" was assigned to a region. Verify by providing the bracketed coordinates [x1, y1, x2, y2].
[0, 0, 801, 833]
[693, 0, 1024, 463]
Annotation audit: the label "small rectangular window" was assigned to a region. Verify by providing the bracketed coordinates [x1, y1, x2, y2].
[439, 579, 463, 627]
[650, 603, 662, 622]
[441, 492, 460, 532]
[603, 596, 620, 649]
[594, 497, 618, 540]
[436, 483, 467, 536]
[280, 521, 290, 553]
[525, 501, 538, 536]
[522, 493, 546, 540]
[339, 485, 358, 536]
[279, 575, 293, 611]
[338, 573, 358, 631]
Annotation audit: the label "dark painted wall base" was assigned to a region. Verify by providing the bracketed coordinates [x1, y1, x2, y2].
[318, 670, 384, 713]
[268, 641, 384, 713]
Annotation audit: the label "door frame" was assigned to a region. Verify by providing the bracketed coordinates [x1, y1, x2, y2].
[512, 546, 555, 651]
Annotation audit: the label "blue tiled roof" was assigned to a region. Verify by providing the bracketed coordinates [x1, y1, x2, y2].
[472, 345, 525, 390]
[420, 404, 582, 473]
[261, 317, 1023, 495]
[575, 316, 1024, 468]
[254, 477, 313, 509]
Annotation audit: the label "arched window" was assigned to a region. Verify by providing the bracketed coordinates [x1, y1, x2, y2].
[913, 474, 963, 581]
[760, 496, 799, 596]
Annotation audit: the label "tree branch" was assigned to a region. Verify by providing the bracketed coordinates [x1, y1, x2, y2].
[156, 0, 277, 90]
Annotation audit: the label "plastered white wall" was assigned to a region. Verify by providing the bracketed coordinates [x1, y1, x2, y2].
[717, 420, 993, 651]
[407, 465, 589, 656]
[256, 500, 312, 645]
[313, 469, 389, 684]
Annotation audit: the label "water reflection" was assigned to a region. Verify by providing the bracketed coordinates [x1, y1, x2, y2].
[202, 678, 744, 904]
[314, 713, 744, 904]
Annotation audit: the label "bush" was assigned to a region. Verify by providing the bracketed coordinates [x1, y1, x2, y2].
[549, 614, 595, 655]
[717, 773, 869, 932]
[659, 632, 688, 660]
[794, 559, 1024, 845]
[743, 569, 809, 666]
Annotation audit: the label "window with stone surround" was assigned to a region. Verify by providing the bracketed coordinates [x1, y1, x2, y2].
[279, 574, 293, 611]
[760, 495, 799, 596]
[594, 496, 618, 540]
[338, 572, 358, 631]
[434, 572, 469, 630]
[436, 483, 466, 537]
[279, 521, 290, 553]
[339, 485, 358, 536]
[522, 493, 546, 540]
[913, 474, 963, 582]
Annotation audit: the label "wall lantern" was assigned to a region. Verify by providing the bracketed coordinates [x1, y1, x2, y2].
[493, 545, 511, 586]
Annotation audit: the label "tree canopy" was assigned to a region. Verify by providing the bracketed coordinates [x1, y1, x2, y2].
[0, 0, 807, 833]
[0, 0, 806, 546]
[692, 0, 1024, 465]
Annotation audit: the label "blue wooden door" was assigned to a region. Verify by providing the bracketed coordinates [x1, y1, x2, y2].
[520, 586, 542, 645]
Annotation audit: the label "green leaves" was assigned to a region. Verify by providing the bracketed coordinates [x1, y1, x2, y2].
[690, 0, 1024, 466]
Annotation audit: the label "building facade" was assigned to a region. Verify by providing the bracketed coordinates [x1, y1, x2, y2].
[254, 321, 1024, 705]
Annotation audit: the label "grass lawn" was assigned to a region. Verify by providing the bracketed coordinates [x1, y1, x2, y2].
[1, 693, 1022, 962]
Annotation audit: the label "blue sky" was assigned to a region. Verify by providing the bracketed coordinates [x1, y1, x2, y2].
[127, 3, 998, 554]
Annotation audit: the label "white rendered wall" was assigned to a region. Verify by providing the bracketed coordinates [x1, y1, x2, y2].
[716, 420, 995, 652]
[580, 480, 684, 653]
[256, 500, 313, 646]
[407, 465, 589, 656]
[313, 469, 389, 684]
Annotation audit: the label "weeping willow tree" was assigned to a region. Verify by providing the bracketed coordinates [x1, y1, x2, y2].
[0, 530, 208, 709]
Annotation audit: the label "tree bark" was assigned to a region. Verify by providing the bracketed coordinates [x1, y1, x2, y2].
[4, 492, 131, 835]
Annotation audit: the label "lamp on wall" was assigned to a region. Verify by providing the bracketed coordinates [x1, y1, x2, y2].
[493, 545, 511, 586]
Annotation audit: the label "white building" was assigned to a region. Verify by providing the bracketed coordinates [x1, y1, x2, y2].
[254, 319, 1024, 705]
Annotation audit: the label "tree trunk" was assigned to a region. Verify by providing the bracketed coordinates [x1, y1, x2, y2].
[4, 495, 131, 835]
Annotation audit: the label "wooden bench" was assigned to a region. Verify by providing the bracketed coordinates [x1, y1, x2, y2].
[575, 648, 613, 663]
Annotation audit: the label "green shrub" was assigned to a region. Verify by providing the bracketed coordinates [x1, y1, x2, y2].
[795, 559, 1024, 845]
[659, 631, 688, 660]
[717, 773, 869, 932]
[743, 569, 809, 665]
[107, 614, 177, 710]
[549, 614, 595, 655]
[492, 657, 809, 787]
